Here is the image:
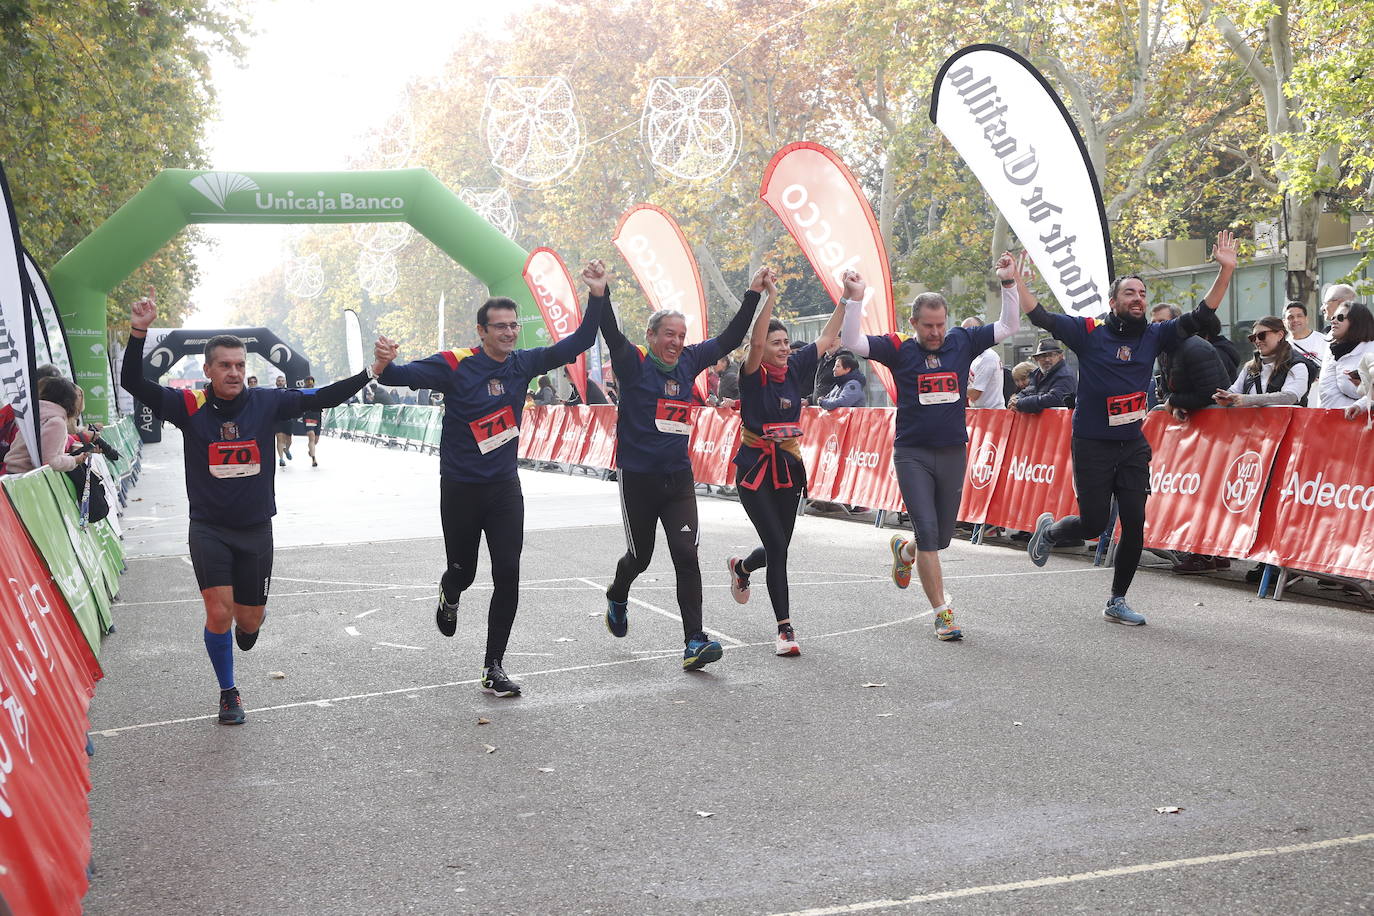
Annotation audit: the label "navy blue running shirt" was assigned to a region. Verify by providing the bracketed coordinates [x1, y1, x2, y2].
[1028, 303, 1210, 440]
[864, 325, 997, 449]
[379, 293, 604, 483]
[602, 289, 760, 474]
[733, 343, 817, 465]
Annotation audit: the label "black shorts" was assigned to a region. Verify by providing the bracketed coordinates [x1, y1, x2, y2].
[275, 420, 293, 436]
[1070, 436, 1152, 499]
[188, 520, 274, 606]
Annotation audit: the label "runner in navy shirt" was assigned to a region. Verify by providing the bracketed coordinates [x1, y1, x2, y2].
[122, 292, 391, 725]
[1024, 231, 1238, 626]
[374, 260, 607, 698]
[842, 256, 1022, 641]
[600, 267, 763, 671]
[726, 270, 844, 656]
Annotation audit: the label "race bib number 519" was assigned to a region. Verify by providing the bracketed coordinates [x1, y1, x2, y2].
[470, 406, 519, 454]
[655, 399, 692, 435]
[917, 372, 960, 405]
[1106, 391, 1147, 426]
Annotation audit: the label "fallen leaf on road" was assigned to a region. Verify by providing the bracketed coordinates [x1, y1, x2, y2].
[268, 671, 286, 679]
[555, 637, 576, 642]
[1013, 721, 1023, 727]
[695, 811, 715, 818]
[483, 744, 497, 754]
[537, 767, 555, 773]
[586, 612, 600, 618]
[861, 682, 887, 689]
[876, 713, 894, 718]
[477, 717, 491, 725]
[1154, 806, 1183, 814]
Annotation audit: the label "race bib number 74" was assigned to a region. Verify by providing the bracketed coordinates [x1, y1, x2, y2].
[469, 406, 520, 454]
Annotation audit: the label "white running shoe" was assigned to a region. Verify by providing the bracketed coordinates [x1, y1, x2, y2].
[727, 556, 750, 604]
[775, 624, 800, 657]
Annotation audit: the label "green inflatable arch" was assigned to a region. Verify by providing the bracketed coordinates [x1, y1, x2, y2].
[49, 168, 538, 421]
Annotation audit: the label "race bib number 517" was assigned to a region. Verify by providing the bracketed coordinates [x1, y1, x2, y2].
[1106, 391, 1147, 426]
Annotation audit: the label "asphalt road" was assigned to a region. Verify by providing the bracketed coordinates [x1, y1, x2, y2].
[83, 432, 1374, 914]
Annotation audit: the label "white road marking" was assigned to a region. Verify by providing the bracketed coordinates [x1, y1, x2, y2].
[765, 832, 1374, 916]
[355, 608, 380, 619]
[375, 642, 424, 651]
[273, 575, 429, 588]
[344, 626, 361, 637]
[575, 577, 744, 646]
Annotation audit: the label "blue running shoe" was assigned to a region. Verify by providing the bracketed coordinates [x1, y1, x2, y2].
[1027, 512, 1055, 568]
[1104, 596, 1146, 626]
[933, 607, 962, 641]
[218, 687, 245, 725]
[683, 634, 723, 670]
[606, 597, 629, 638]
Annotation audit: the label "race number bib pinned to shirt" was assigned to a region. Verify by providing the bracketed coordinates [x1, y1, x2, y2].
[208, 441, 262, 478]
[303, 417, 319, 429]
[655, 399, 692, 435]
[1106, 391, 1147, 426]
[469, 405, 520, 454]
[917, 372, 960, 405]
[762, 422, 803, 441]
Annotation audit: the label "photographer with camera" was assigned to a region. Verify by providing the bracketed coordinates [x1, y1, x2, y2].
[3, 376, 89, 474]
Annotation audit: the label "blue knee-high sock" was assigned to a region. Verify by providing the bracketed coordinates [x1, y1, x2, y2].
[203, 628, 234, 690]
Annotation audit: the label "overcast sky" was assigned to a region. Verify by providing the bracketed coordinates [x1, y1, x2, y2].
[188, 0, 533, 328]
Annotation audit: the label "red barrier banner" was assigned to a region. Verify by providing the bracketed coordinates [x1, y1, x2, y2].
[517, 406, 539, 460]
[833, 408, 900, 510]
[525, 405, 566, 462]
[0, 494, 102, 915]
[581, 405, 618, 470]
[523, 248, 588, 402]
[1140, 408, 1292, 556]
[759, 142, 898, 404]
[612, 205, 711, 403]
[959, 409, 1015, 524]
[799, 407, 853, 502]
[1250, 410, 1374, 578]
[689, 406, 739, 486]
[550, 405, 592, 465]
[982, 409, 1077, 532]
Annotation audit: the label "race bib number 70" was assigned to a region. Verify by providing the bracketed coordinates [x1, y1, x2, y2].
[469, 406, 520, 454]
[1106, 391, 1147, 426]
[208, 440, 262, 479]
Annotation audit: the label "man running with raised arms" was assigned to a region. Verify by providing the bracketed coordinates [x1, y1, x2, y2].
[122, 291, 392, 724]
[373, 261, 606, 698]
[1023, 231, 1237, 625]
[601, 268, 763, 670]
[842, 256, 1022, 641]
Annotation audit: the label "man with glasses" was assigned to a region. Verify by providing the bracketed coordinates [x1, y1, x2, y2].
[373, 262, 608, 698]
[1008, 338, 1075, 413]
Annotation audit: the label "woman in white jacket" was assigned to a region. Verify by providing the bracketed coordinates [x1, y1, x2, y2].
[3, 376, 86, 473]
[1213, 315, 1313, 407]
[1318, 302, 1374, 416]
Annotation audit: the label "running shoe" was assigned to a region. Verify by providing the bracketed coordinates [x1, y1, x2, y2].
[285, 448, 293, 461]
[481, 665, 522, 697]
[218, 687, 245, 725]
[1104, 596, 1146, 626]
[311, 458, 318, 468]
[727, 556, 750, 604]
[889, 535, 913, 589]
[234, 613, 265, 652]
[1027, 512, 1055, 567]
[934, 607, 962, 641]
[435, 596, 459, 638]
[278, 457, 286, 467]
[605, 597, 629, 638]
[683, 633, 724, 671]
[775, 623, 800, 657]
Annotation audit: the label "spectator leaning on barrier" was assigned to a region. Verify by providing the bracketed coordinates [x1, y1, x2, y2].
[961, 316, 1004, 408]
[1010, 360, 1035, 392]
[1151, 303, 1230, 421]
[3, 376, 86, 474]
[811, 339, 851, 406]
[817, 352, 866, 409]
[534, 375, 559, 406]
[1213, 316, 1316, 408]
[1010, 338, 1075, 413]
[1321, 302, 1374, 415]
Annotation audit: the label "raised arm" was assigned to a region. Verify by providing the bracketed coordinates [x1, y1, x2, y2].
[742, 267, 776, 376]
[705, 287, 763, 359]
[121, 290, 182, 420]
[1200, 230, 1238, 311]
[839, 269, 871, 357]
[992, 251, 1024, 343]
[299, 339, 392, 410]
[813, 298, 844, 357]
[537, 260, 609, 372]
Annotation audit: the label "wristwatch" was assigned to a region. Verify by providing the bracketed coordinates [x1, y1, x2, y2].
[1000, 278, 1016, 287]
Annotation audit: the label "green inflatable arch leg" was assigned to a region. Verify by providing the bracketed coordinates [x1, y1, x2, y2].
[49, 168, 539, 420]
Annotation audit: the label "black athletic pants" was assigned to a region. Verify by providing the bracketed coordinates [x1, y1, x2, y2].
[439, 476, 524, 667]
[1048, 436, 1151, 598]
[737, 458, 804, 624]
[608, 468, 702, 640]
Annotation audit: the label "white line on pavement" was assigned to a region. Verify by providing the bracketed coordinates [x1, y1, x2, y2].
[355, 609, 379, 619]
[575, 577, 744, 646]
[344, 626, 361, 637]
[374, 642, 424, 651]
[765, 832, 1374, 916]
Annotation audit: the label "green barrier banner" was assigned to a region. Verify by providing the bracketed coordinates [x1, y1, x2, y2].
[379, 403, 404, 437]
[2, 472, 105, 657]
[397, 405, 430, 441]
[43, 472, 115, 630]
[91, 519, 125, 596]
[361, 404, 383, 437]
[423, 409, 442, 447]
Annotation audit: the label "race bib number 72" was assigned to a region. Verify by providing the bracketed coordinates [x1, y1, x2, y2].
[1106, 391, 1147, 426]
[469, 406, 520, 454]
[208, 440, 262, 479]
[655, 399, 692, 435]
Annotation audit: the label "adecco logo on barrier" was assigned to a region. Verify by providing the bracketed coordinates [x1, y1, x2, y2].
[819, 434, 841, 472]
[970, 441, 999, 489]
[844, 446, 881, 469]
[1150, 467, 1201, 495]
[1005, 454, 1055, 485]
[1222, 450, 1263, 514]
[1278, 471, 1374, 511]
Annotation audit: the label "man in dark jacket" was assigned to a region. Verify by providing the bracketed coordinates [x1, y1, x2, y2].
[811, 341, 854, 406]
[818, 353, 866, 409]
[1010, 338, 1075, 412]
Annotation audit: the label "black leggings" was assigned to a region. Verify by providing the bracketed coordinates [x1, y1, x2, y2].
[737, 465, 804, 624]
[438, 476, 524, 667]
[608, 469, 702, 640]
[1048, 437, 1150, 598]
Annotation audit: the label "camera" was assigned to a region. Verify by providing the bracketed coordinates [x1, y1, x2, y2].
[69, 426, 123, 462]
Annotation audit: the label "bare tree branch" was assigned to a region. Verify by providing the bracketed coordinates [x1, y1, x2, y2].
[1209, 141, 1281, 192]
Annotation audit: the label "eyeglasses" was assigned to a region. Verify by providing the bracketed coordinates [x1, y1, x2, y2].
[482, 322, 521, 332]
[1247, 330, 1278, 343]
[1333, 314, 1349, 323]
